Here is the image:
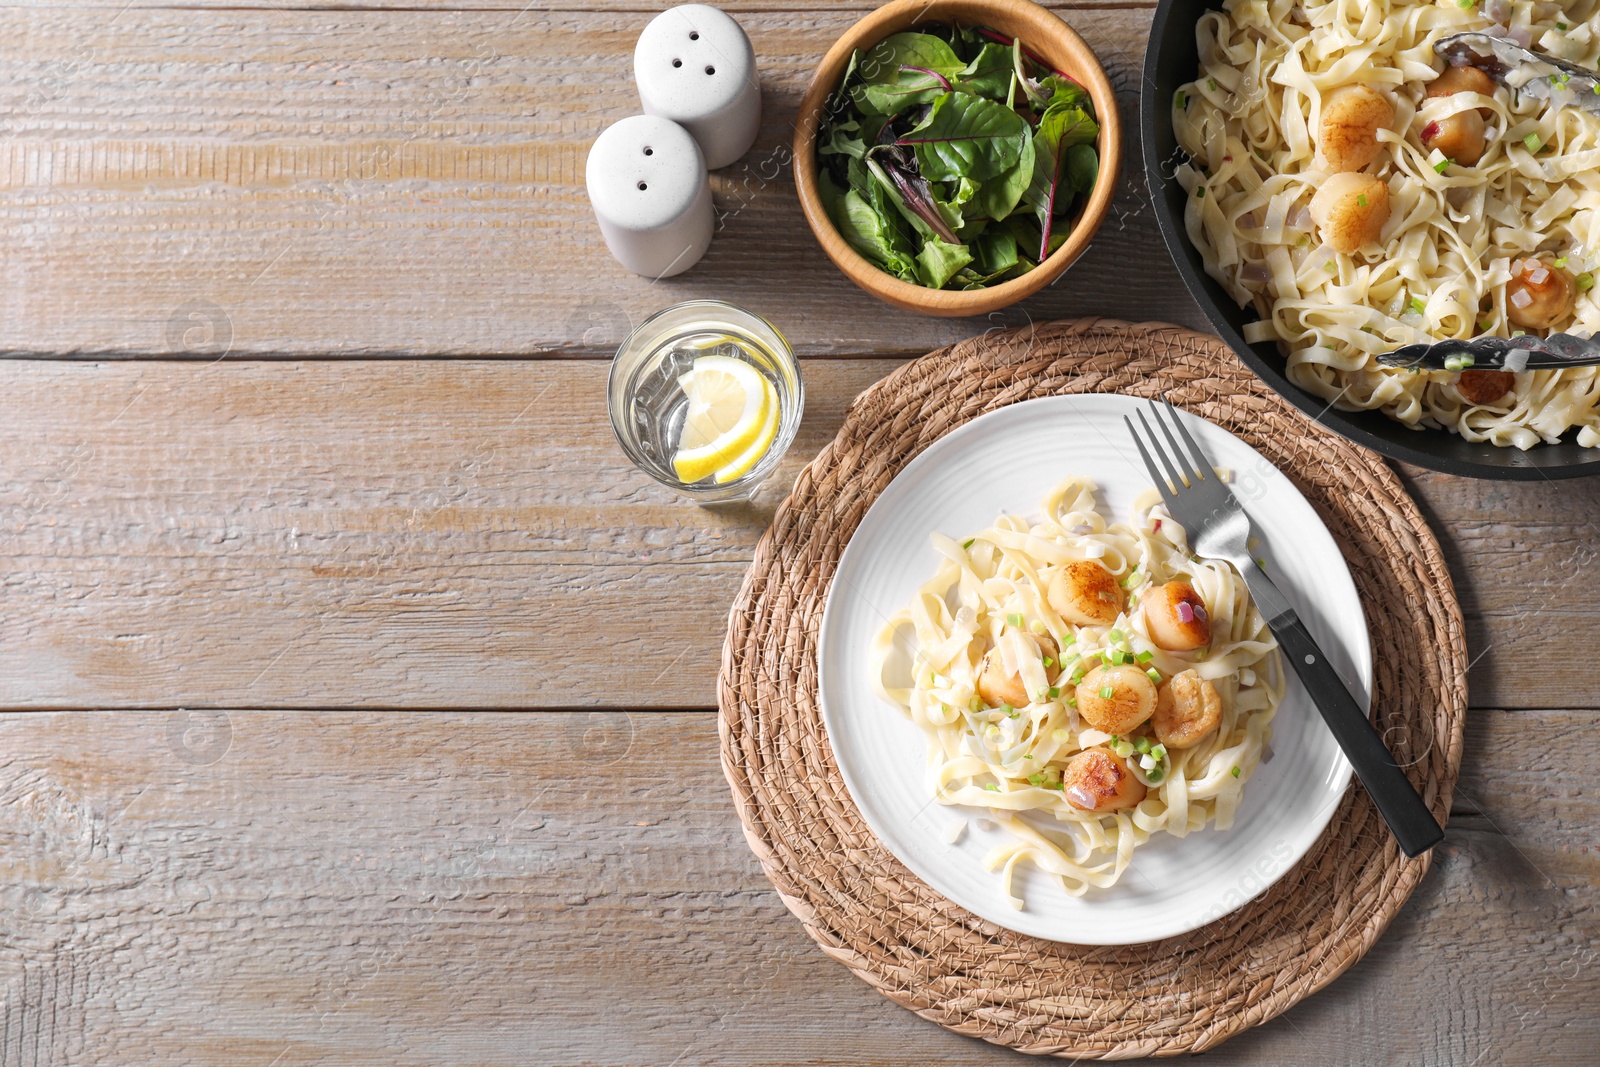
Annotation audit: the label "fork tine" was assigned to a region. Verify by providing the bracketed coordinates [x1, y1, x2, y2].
[1125, 416, 1179, 508]
[1150, 401, 1199, 486]
[1135, 408, 1188, 493]
[1163, 398, 1215, 483]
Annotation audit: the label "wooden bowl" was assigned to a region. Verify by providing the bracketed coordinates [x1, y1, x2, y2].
[792, 0, 1121, 317]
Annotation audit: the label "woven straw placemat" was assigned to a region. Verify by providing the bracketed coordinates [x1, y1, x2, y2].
[718, 318, 1466, 1058]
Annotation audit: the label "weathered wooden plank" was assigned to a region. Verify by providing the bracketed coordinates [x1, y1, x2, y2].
[0, 6, 1192, 358]
[0, 708, 1592, 1065]
[0, 358, 890, 708]
[1396, 468, 1600, 711]
[0, 1, 1158, 16]
[1, 358, 1596, 710]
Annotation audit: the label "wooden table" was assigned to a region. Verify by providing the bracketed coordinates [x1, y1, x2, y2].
[1, 1, 1595, 1062]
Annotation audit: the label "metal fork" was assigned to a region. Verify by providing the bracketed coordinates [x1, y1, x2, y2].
[1126, 400, 1443, 858]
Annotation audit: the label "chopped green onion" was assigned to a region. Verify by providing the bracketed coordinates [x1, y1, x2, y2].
[1231, 766, 1241, 778]
[1030, 619, 1047, 635]
[985, 782, 1000, 791]
[1121, 569, 1143, 589]
[1593, 82, 1600, 95]
[1443, 354, 1475, 372]
[1028, 773, 1043, 786]
[1007, 613, 1023, 627]
[1043, 657, 1055, 667]
[1146, 667, 1163, 684]
[1555, 257, 1568, 269]
[1408, 296, 1426, 316]
[1134, 737, 1152, 754]
[1558, 21, 1569, 30]
[1433, 157, 1452, 174]
[1099, 685, 1115, 699]
[1175, 89, 1188, 110]
[1196, 186, 1206, 199]
[1048, 686, 1061, 699]
[1024, 754, 1033, 760]
[998, 703, 1012, 716]
[962, 538, 975, 550]
[1578, 273, 1596, 292]
[1135, 650, 1153, 664]
[1062, 652, 1081, 668]
[1069, 670, 1085, 685]
[1147, 768, 1165, 783]
[1356, 194, 1368, 207]
[1108, 629, 1125, 642]
[1151, 744, 1168, 761]
[1324, 262, 1337, 273]
[1067, 696, 1078, 708]
[1455, 0, 1473, 8]
[1524, 132, 1544, 153]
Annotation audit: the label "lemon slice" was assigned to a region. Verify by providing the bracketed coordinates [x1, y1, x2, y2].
[672, 355, 775, 483]
[713, 379, 780, 483]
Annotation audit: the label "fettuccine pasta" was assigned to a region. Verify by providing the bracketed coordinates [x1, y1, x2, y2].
[871, 477, 1284, 905]
[1173, 0, 1600, 449]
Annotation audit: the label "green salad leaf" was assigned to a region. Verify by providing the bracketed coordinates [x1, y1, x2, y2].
[815, 24, 1100, 291]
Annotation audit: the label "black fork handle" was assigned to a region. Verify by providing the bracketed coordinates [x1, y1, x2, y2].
[1271, 613, 1444, 857]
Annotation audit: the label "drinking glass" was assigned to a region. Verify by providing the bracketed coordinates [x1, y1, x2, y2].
[608, 300, 803, 503]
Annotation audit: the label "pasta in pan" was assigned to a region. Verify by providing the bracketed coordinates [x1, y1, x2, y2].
[871, 477, 1284, 904]
[1173, 0, 1600, 449]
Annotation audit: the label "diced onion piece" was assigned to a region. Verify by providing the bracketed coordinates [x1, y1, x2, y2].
[1511, 288, 1534, 309]
[1175, 601, 1196, 623]
[1530, 267, 1551, 284]
[1504, 348, 1530, 373]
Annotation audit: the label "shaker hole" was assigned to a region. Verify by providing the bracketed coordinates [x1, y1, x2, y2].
[672, 58, 682, 68]
[643, 146, 653, 156]
[689, 30, 699, 39]
[637, 181, 648, 191]
[705, 65, 715, 75]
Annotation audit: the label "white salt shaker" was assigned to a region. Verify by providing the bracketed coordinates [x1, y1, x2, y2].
[634, 4, 761, 170]
[586, 115, 713, 278]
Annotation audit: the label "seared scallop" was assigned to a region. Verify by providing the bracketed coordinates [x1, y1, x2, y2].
[1061, 746, 1148, 812]
[1421, 109, 1486, 167]
[1506, 258, 1575, 331]
[1075, 664, 1158, 735]
[1421, 65, 1496, 167]
[1318, 84, 1393, 172]
[1455, 369, 1515, 406]
[1309, 172, 1390, 255]
[1046, 559, 1124, 627]
[976, 632, 1060, 708]
[1142, 580, 1212, 652]
[1426, 65, 1496, 100]
[1152, 669, 1223, 749]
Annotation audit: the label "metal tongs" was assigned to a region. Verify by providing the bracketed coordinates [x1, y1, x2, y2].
[1373, 33, 1600, 371]
[1378, 333, 1600, 371]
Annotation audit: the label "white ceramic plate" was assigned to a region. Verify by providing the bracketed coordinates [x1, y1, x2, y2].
[817, 394, 1367, 944]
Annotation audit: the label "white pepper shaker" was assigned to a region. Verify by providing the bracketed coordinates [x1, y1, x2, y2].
[634, 4, 761, 170]
[585, 114, 713, 278]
